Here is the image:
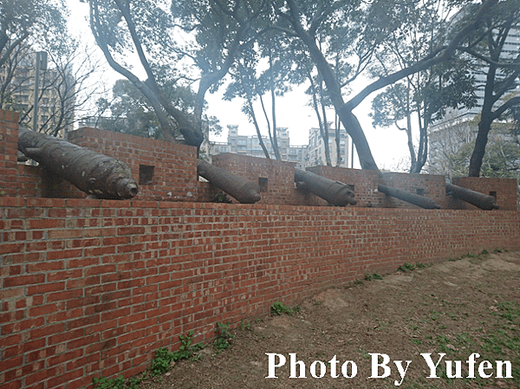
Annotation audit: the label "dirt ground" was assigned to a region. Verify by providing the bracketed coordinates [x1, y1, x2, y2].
[137, 250, 520, 389]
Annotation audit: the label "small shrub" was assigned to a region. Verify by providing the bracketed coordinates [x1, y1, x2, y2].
[150, 331, 204, 376]
[214, 321, 236, 351]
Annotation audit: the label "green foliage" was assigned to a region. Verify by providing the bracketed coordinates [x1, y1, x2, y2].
[214, 321, 235, 352]
[271, 301, 300, 316]
[239, 320, 251, 331]
[93, 375, 141, 389]
[365, 273, 383, 281]
[93, 375, 125, 389]
[212, 192, 232, 203]
[398, 262, 416, 272]
[150, 331, 204, 376]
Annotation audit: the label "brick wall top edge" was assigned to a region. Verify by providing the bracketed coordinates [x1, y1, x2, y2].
[0, 196, 518, 215]
[213, 153, 296, 167]
[70, 127, 197, 155]
[0, 108, 19, 123]
[453, 176, 518, 184]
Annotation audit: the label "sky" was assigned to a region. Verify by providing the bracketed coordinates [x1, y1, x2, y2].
[65, 1, 411, 171]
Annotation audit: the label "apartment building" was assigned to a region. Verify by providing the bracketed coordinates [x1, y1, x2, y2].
[0, 50, 74, 137]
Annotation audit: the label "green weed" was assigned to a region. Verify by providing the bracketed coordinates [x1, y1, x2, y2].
[398, 262, 416, 272]
[150, 330, 204, 376]
[271, 301, 300, 316]
[93, 375, 141, 389]
[214, 321, 235, 351]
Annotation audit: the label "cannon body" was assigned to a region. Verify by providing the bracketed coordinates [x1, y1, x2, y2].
[446, 183, 499, 210]
[197, 160, 261, 204]
[18, 128, 138, 199]
[294, 168, 357, 206]
[377, 184, 440, 209]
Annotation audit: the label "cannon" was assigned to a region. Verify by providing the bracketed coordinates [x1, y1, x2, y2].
[18, 127, 138, 199]
[446, 183, 499, 210]
[294, 168, 357, 206]
[377, 184, 440, 209]
[197, 160, 261, 204]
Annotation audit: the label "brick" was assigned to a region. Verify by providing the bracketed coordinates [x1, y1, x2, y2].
[27, 219, 65, 229]
[3, 274, 45, 288]
[0, 243, 24, 255]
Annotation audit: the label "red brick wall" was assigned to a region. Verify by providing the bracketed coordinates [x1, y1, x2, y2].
[0, 110, 20, 197]
[1, 197, 520, 389]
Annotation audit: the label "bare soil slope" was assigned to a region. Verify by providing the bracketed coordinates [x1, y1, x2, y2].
[138, 250, 520, 389]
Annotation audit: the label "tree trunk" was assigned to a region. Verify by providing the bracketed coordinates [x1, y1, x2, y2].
[319, 80, 332, 166]
[247, 94, 271, 159]
[18, 127, 138, 199]
[468, 63, 497, 177]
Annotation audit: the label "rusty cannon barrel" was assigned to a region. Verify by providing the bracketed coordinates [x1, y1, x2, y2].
[18, 127, 138, 199]
[294, 168, 357, 206]
[197, 160, 261, 204]
[378, 184, 440, 209]
[446, 183, 499, 210]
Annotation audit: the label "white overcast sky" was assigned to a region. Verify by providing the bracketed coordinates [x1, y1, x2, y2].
[66, 0, 410, 170]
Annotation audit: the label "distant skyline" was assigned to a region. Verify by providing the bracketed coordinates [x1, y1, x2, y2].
[205, 81, 411, 171]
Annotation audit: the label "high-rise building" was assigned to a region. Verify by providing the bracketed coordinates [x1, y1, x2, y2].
[0, 50, 75, 137]
[428, 23, 520, 173]
[208, 123, 351, 169]
[307, 125, 350, 168]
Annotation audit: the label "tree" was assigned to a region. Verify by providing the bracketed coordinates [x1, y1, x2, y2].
[93, 79, 162, 138]
[93, 78, 222, 142]
[371, 60, 476, 173]
[0, 1, 102, 137]
[368, 0, 478, 173]
[426, 112, 480, 178]
[433, 125, 520, 180]
[277, 0, 498, 171]
[224, 46, 272, 159]
[0, 0, 66, 68]
[87, 0, 203, 146]
[223, 20, 304, 161]
[87, 0, 268, 149]
[458, 0, 520, 176]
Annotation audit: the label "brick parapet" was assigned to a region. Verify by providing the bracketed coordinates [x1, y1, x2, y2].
[452, 176, 518, 210]
[68, 128, 201, 202]
[0, 108, 518, 209]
